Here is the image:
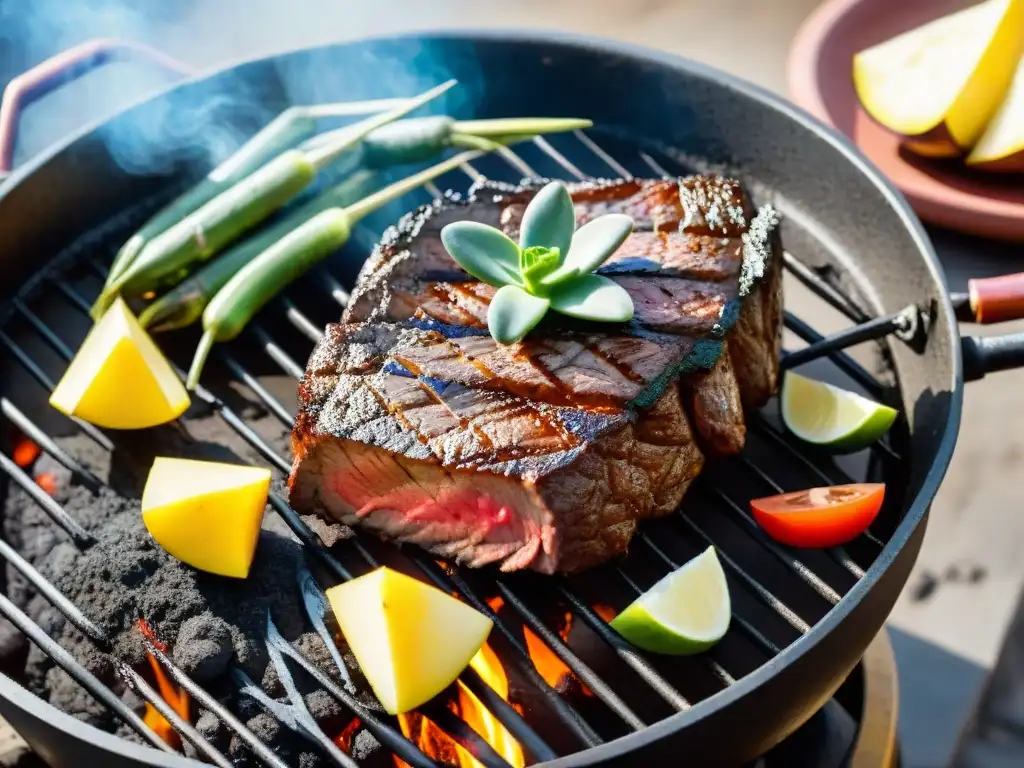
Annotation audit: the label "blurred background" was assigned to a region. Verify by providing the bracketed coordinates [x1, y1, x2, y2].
[0, 1, 1022, 766]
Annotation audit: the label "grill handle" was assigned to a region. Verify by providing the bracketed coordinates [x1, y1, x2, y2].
[0, 38, 195, 176]
[962, 333, 1024, 382]
[956, 273, 1024, 325]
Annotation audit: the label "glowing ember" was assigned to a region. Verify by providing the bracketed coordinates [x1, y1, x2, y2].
[335, 717, 361, 752]
[34, 473, 57, 497]
[593, 604, 617, 623]
[396, 641, 524, 768]
[137, 620, 191, 749]
[12, 436, 40, 468]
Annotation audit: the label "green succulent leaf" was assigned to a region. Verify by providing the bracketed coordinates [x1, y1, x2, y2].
[488, 285, 551, 343]
[440, 221, 524, 287]
[519, 181, 575, 258]
[540, 213, 633, 288]
[549, 274, 634, 322]
[519, 246, 561, 292]
[563, 213, 633, 274]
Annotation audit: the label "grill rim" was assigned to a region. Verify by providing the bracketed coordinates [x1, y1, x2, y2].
[0, 29, 961, 767]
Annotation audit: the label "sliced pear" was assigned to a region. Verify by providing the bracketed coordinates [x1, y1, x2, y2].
[142, 457, 271, 578]
[853, 0, 1024, 155]
[326, 567, 493, 715]
[49, 297, 189, 429]
[968, 55, 1024, 170]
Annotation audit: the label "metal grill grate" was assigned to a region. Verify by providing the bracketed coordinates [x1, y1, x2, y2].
[0, 128, 904, 767]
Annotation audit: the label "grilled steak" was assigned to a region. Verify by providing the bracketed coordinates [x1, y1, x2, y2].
[289, 176, 782, 574]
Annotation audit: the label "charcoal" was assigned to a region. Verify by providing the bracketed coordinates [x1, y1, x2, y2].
[173, 614, 232, 682]
[0, 402, 370, 768]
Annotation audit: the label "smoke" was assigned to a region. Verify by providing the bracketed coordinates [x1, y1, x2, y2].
[0, 0, 482, 177]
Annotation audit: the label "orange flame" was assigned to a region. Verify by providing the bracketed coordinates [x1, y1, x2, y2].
[137, 621, 191, 749]
[396, 641, 524, 768]
[521, 604, 618, 697]
[523, 614, 573, 690]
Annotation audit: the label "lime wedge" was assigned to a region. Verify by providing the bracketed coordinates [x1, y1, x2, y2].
[609, 547, 730, 655]
[781, 372, 897, 453]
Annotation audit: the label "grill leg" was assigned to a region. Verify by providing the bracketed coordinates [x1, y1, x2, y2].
[851, 628, 900, 768]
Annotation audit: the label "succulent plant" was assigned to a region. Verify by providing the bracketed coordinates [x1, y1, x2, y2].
[439, 181, 635, 344]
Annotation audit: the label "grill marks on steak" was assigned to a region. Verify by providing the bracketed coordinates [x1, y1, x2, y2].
[290, 175, 782, 574]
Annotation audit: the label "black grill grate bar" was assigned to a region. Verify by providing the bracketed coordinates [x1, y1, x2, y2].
[531, 137, 587, 179]
[118, 663, 235, 768]
[12, 299, 75, 360]
[141, 641, 293, 768]
[784, 312, 887, 401]
[571, 130, 633, 179]
[781, 252, 870, 324]
[0, 451, 94, 548]
[252, 324, 306, 379]
[266, 494, 350, 583]
[737, 456, 866, 580]
[1, 397, 102, 491]
[48, 282, 543, 762]
[0, 332, 114, 452]
[0, 592, 174, 753]
[636, 533, 786, 654]
[283, 298, 325, 344]
[0, 536, 105, 642]
[220, 352, 296, 424]
[637, 152, 672, 179]
[711, 489, 842, 606]
[781, 310, 911, 371]
[240, 309, 693, 720]
[324, 275, 351, 307]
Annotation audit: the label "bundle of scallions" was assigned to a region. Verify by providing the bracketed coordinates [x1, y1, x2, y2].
[88, 79, 592, 389]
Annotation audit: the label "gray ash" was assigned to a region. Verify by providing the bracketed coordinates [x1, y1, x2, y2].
[0, 399, 389, 768]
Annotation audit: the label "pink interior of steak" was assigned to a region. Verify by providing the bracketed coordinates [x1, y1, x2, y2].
[290, 383, 703, 574]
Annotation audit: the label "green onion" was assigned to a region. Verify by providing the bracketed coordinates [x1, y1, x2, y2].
[95, 96, 415, 317]
[138, 169, 380, 332]
[185, 149, 485, 390]
[92, 80, 456, 316]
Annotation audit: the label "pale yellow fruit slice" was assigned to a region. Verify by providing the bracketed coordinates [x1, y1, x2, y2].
[49, 297, 189, 429]
[968, 55, 1024, 170]
[853, 0, 1024, 154]
[326, 567, 493, 715]
[142, 457, 271, 578]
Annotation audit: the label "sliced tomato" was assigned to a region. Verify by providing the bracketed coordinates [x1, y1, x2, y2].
[750, 483, 885, 548]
